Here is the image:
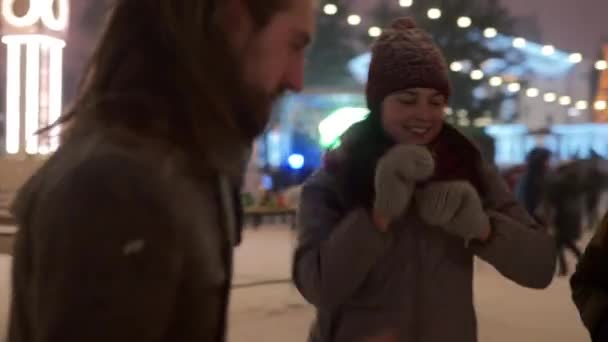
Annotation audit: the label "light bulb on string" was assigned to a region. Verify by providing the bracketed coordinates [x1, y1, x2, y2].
[427, 8, 442, 20]
[569, 53, 583, 64]
[507, 83, 521, 93]
[544, 93, 557, 103]
[323, 4, 338, 15]
[470, 69, 484, 80]
[513, 37, 526, 49]
[347, 15, 361, 26]
[575, 101, 588, 110]
[596, 60, 608, 71]
[483, 28, 497, 38]
[489, 76, 503, 87]
[457, 17, 472, 28]
[525, 88, 539, 97]
[450, 61, 463, 72]
[368, 27, 382, 37]
[542, 45, 555, 56]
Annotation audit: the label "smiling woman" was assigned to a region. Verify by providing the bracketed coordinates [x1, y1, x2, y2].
[292, 16, 557, 342]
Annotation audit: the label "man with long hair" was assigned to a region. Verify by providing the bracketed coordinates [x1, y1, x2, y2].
[8, 1, 315, 341]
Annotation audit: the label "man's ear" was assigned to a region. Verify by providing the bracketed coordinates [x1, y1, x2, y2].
[215, 0, 254, 50]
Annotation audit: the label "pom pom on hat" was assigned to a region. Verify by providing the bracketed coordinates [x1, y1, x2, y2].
[390, 17, 417, 30]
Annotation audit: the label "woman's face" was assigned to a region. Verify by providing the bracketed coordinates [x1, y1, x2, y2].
[381, 88, 446, 145]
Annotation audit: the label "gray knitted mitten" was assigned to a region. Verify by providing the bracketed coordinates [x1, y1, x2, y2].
[374, 144, 435, 221]
[415, 181, 490, 241]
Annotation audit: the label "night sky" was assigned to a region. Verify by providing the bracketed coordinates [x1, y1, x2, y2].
[505, 0, 608, 57]
[63, 1, 608, 100]
[353, 0, 608, 57]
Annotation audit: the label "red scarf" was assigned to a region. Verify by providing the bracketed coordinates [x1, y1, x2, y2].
[421, 126, 484, 195]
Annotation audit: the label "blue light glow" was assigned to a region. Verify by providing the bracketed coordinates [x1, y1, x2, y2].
[288, 154, 305, 170]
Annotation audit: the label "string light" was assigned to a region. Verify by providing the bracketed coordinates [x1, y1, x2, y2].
[470, 69, 484, 80]
[576, 100, 588, 110]
[559, 96, 572, 106]
[595, 100, 608, 111]
[368, 26, 382, 37]
[569, 53, 583, 64]
[326, 3, 592, 114]
[489, 76, 503, 87]
[483, 28, 498, 38]
[507, 83, 521, 93]
[457, 16, 472, 28]
[323, 3, 338, 15]
[512, 37, 526, 49]
[427, 8, 442, 20]
[450, 61, 463, 72]
[544, 93, 557, 103]
[526, 88, 539, 97]
[347, 14, 361, 26]
[595, 60, 608, 71]
[541, 45, 555, 56]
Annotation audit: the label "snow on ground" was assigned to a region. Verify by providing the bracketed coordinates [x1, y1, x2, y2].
[0, 225, 592, 341]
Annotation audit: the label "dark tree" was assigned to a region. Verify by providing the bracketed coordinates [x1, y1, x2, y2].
[304, 1, 361, 88]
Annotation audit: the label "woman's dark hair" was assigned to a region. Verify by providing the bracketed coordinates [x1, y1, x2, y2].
[325, 113, 394, 208]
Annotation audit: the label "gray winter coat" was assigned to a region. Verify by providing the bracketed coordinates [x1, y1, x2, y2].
[8, 128, 245, 342]
[293, 161, 556, 342]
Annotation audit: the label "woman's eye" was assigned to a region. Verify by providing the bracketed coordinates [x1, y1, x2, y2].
[398, 98, 416, 105]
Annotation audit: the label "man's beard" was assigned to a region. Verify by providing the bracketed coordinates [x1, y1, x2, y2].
[234, 81, 285, 142]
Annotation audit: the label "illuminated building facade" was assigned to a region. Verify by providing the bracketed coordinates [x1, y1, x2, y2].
[1, 0, 69, 156]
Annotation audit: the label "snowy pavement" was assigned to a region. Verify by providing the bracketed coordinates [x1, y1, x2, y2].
[0, 225, 592, 341]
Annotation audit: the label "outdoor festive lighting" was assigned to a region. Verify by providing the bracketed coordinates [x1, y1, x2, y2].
[512, 37, 526, 49]
[470, 69, 484, 80]
[569, 53, 583, 64]
[287, 154, 305, 170]
[544, 93, 557, 103]
[559, 96, 572, 106]
[427, 8, 441, 20]
[2, 0, 69, 31]
[483, 28, 497, 38]
[347, 14, 361, 25]
[318, 107, 369, 148]
[450, 61, 463, 72]
[525, 87, 539, 97]
[595, 100, 608, 111]
[541, 45, 555, 56]
[489, 76, 503, 87]
[2, 0, 69, 155]
[595, 60, 608, 71]
[368, 26, 382, 37]
[576, 100, 588, 110]
[507, 83, 521, 93]
[323, 3, 338, 15]
[457, 16, 471, 28]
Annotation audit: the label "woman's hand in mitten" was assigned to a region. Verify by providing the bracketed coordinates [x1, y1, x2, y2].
[373, 144, 435, 229]
[415, 181, 491, 242]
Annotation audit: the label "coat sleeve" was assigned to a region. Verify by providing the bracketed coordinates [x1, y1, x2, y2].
[15, 154, 183, 342]
[471, 163, 556, 289]
[292, 173, 393, 311]
[570, 214, 608, 339]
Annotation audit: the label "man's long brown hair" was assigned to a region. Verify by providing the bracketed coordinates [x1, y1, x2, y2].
[54, 0, 286, 168]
